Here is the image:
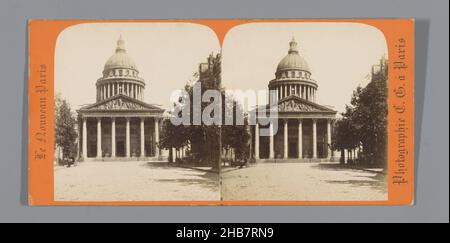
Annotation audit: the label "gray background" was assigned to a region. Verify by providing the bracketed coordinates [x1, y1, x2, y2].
[0, 0, 448, 223]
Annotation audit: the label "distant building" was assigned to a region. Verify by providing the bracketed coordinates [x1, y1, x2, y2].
[77, 36, 164, 160]
[198, 53, 222, 88]
[251, 38, 337, 161]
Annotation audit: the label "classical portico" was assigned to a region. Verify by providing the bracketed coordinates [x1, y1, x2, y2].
[77, 36, 164, 160]
[252, 38, 337, 161]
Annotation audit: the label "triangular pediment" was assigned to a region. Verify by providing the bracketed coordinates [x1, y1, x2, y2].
[80, 94, 164, 112]
[277, 96, 336, 113]
[253, 95, 336, 113]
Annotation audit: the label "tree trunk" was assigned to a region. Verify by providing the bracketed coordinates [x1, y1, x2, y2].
[169, 147, 173, 163]
[340, 149, 345, 164]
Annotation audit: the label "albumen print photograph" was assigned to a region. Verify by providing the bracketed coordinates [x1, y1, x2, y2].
[53, 22, 388, 202]
[220, 23, 388, 201]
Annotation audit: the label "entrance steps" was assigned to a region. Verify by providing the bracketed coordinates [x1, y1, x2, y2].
[82, 156, 166, 162]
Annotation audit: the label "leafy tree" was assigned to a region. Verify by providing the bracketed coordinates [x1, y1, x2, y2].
[159, 54, 250, 168]
[159, 119, 190, 162]
[332, 109, 358, 164]
[55, 94, 78, 162]
[221, 101, 251, 161]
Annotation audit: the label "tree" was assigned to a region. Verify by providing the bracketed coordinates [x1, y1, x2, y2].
[159, 53, 250, 168]
[159, 119, 189, 162]
[332, 109, 359, 164]
[221, 101, 251, 161]
[55, 94, 78, 163]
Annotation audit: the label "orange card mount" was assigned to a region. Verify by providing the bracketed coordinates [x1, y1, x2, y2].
[28, 19, 414, 206]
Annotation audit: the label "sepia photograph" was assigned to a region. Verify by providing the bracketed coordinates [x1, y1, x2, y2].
[53, 23, 221, 201]
[221, 23, 389, 201]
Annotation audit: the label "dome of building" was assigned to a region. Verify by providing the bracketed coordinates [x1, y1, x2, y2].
[96, 36, 146, 103]
[104, 36, 137, 71]
[276, 37, 310, 73]
[269, 37, 318, 103]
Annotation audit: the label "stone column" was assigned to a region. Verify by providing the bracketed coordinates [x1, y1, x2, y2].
[327, 119, 332, 159]
[298, 119, 303, 159]
[254, 122, 260, 159]
[111, 117, 116, 158]
[312, 119, 317, 159]
[82, 117, 87, 159]
[283, 119, 288, 159]
[140, 117, 145, 158]
[154, 118, 160, 157]
[135, 84, 138, 99]
[96, 117, 102, 159]
[126, 117, 130, 158]
[269, 121, 274, 159]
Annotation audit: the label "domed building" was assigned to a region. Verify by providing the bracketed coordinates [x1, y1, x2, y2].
[77, 36, 164, 160]
[252, 38, 337, 161]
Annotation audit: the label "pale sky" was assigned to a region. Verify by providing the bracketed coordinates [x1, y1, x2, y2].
[55, 22, 387, 114]
[55, 23, 220, 110]
[222, 22, 387, 113]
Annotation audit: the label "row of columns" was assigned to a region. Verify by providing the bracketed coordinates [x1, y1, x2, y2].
[254, 118, 332, 160]
[273, 84, 316, 102]
[97, 82, 144, 101]
[81, 117, 159, 159]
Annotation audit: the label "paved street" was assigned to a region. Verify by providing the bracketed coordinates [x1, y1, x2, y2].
[54, 161, 219, 201]
[221, 162, 387, 201]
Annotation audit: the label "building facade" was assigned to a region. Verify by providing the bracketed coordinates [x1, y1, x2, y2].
[252, 38, 337, 161]
[77, 37, 164, 160]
